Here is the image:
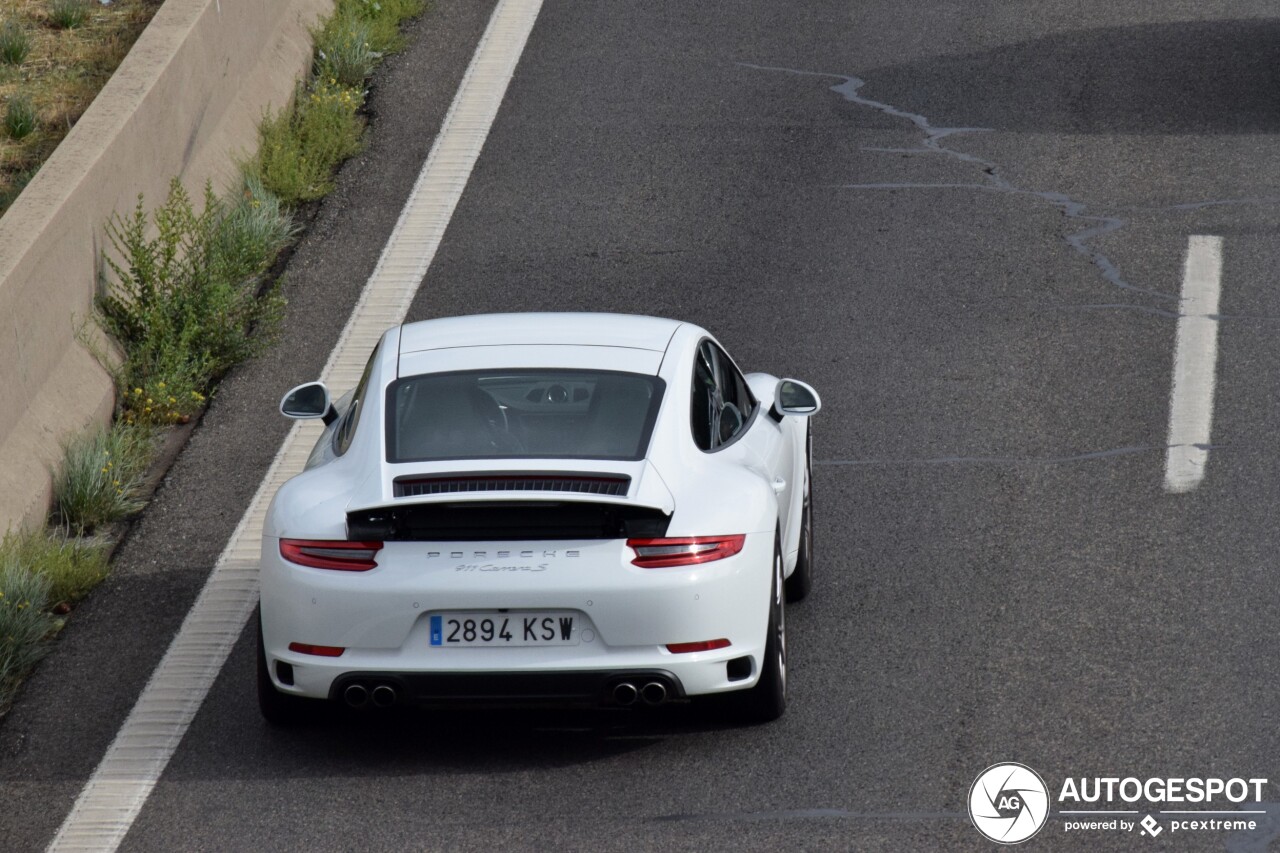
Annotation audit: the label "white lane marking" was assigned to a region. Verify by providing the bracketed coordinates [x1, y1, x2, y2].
[47, 1, 545, 850]
[1164, 235, 1224, 494]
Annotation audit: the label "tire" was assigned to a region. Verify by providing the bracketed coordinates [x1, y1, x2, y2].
[256, 606, 316, 726]
[784, 425, 813, 603]
[729, 536, 787, 723]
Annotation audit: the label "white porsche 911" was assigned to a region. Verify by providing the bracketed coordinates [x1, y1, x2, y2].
[258, 313, 820, 724]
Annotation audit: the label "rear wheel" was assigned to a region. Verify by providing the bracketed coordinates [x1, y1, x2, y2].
[729, 536, 786, 723]
[256, 607, 316, 726]
[784, 426, 813, 602]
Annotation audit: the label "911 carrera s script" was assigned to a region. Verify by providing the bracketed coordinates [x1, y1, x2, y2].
[453, 563, 549, 572]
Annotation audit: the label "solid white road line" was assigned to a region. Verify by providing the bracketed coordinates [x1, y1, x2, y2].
[47, 1, 545, 850]
[1164, 235, 1224, 494]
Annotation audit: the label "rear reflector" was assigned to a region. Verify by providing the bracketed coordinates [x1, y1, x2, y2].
[667, 639, 731, 654]
[288, 642, 345, 657]
[280, 539, 383, 571]
[627, 535, 745, 568]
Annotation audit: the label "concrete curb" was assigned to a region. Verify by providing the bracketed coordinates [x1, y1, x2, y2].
[0, 0, 333, 533]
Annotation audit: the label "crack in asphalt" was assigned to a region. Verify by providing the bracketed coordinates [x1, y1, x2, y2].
[739, 62, 1162, 300]
[742, 63, 1280, 313]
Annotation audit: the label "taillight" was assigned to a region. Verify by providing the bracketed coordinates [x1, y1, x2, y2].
[279, 539, 383, 571]
[288, 642, 345, 657]
[667, 639, 731, 654]
[627, 535, 746, 568]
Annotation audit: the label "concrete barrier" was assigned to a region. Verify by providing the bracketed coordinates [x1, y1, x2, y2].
[0, 0, 332, 533]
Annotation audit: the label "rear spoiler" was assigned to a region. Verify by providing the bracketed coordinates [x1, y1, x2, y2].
[347, 499, 671, 541]
[346, 461, 676, 541]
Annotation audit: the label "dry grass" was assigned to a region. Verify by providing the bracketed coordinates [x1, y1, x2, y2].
[0, 0, 162, 211]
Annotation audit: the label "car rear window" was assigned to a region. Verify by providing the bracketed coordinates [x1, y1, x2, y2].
[386, 369, 665, 462]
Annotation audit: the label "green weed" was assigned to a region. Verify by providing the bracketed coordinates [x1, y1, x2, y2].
[338, 0, 424, 54]
[244, 0, 422, 205]
[97, 179, 290, 423]
[48, 0, 91, 30]
[53, 422, 155, 534]
[120, 374, 206, 426]
[0, 20, 30, 65]
[4, 94, 35, 139]
[219, 173, 300, 283]
[252, 80, 364, 204]
[0, 560, 53, 710]
[1, 529, 108, 606]
[314, 11, 379, 88]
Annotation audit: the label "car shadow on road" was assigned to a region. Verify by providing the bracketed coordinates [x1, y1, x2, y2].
[153, 631, 788, 783]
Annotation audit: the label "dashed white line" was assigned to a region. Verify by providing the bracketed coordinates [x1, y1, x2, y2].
[46, 1, 544, 849]
[1164, 235, 1224, 494]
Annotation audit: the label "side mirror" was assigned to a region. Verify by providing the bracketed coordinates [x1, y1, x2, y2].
[773, 379, 821, 418]
[280, 382, 337, 425]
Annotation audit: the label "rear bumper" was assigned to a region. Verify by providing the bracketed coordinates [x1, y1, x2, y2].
[259, 532, 773, 702]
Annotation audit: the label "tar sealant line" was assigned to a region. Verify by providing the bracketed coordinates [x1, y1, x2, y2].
[1164, 235, 1224, 494]
[740, 64, 1179, 303]
[47, 1, 545, 850]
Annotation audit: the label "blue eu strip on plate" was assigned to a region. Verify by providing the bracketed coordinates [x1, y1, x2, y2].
[430, 614, 442, 646]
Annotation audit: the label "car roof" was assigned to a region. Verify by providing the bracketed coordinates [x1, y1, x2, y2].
[397, 313, 684, 355]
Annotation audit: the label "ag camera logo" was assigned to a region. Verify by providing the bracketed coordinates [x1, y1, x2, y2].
[969, 762, 1050, 844]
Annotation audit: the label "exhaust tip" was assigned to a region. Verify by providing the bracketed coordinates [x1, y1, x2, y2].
[343, 683, 369, 708]
[612, 682, 638, 706]
[641, 681, 668, 706]
[371, 684, 398, 709]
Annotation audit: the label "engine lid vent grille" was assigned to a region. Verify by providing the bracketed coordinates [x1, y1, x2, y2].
[394, 475, 631, 499]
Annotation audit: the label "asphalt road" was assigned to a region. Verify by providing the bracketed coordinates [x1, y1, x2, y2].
[5, 1, 1280, 850]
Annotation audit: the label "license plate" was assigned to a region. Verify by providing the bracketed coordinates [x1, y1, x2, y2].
[429, 612, 579, 647]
